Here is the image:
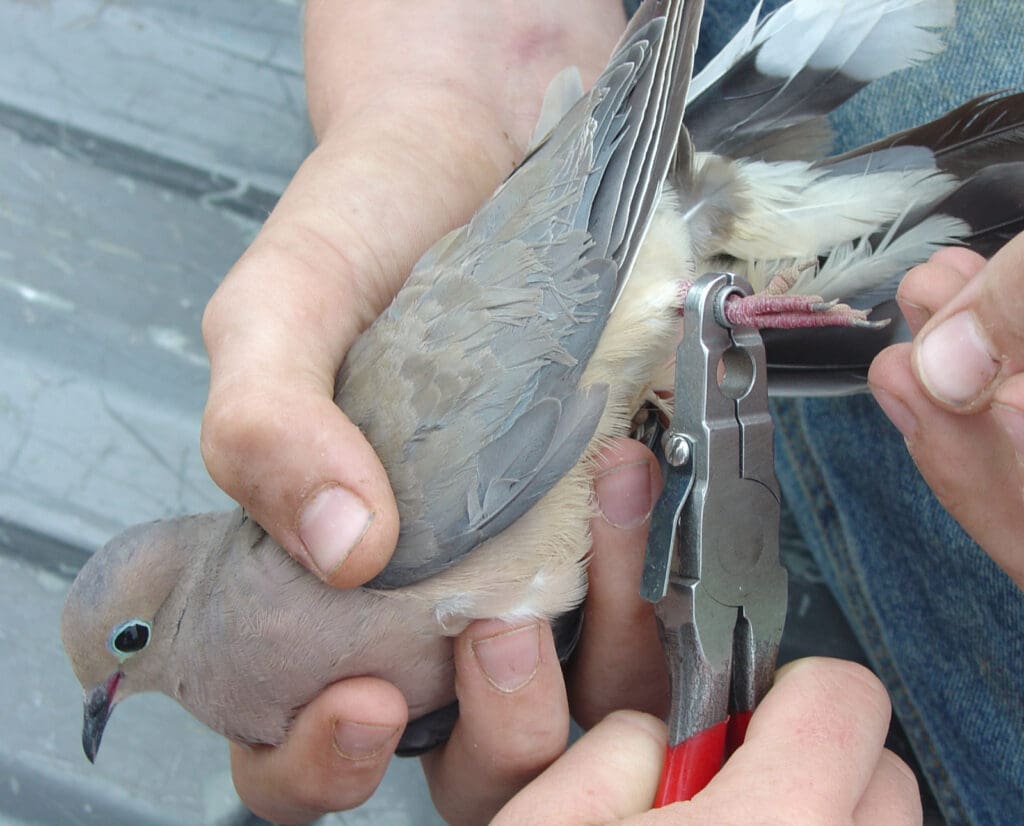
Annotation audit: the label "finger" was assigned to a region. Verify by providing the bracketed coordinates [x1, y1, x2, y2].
[993, 371, 1024, 463]
[853, 749, 923, 826]
[694, 658, 893, 820]
[201, 145, 403, 589]
[230, 677, 407, 825]
[422, 619, 570, 826]
[897, 255, 978, 335]
[913, 232, 1024, 411]
[928, 245, 989, 276]
[491, 710, 666, 825]
[568, 438, 668, 727]
[869, 345, 1024, 586]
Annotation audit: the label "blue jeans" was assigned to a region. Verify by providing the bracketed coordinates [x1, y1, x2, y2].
[633, 2, 1024, 823]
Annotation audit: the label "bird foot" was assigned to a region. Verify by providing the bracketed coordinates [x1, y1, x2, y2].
[721, 293, 889, 330]
[674, 280, 889, 330]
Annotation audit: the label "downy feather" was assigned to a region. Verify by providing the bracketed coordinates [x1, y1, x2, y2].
[798, 210, 969, 301]
[712, 157, 957, 260]
[831, 90, 1024, 178]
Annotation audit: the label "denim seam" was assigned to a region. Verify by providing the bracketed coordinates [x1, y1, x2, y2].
[791, 402, 970, 826]
[773, 401, 967, 824]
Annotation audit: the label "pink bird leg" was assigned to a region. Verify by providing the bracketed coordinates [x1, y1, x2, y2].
[675, 278, 887, 330]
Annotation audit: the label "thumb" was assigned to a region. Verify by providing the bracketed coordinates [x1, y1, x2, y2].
[201, 149, 401, 588]
[912, 232, 1024, 412]
[201, 254, 398, 588]
[491, 711, 666, 825]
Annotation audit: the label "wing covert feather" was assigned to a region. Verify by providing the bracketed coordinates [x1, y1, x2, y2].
[338, 2, 703, 588]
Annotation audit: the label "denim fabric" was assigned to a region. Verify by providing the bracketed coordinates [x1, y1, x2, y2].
[773, 395, 1024, 826]
[629, 2, 1024, 823]
[693, 3, 1024, 824]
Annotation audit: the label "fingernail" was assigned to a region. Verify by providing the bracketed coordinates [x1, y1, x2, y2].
[471, 624, 540, 693]
[917, 311, 999, 406]
[332, 721, 397, 760]
[896, 297, 930, 332]
[871, 387, 918, 440]
[992, 403, 1024, 460]
[595, 460, 653, 529]
[299, 485, 373, 578]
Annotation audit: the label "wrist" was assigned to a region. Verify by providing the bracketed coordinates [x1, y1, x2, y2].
[304, 0, 626, 150]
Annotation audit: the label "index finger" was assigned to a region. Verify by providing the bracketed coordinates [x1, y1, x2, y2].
[230, 676, 408, 824]
[699, 658, 893, 819]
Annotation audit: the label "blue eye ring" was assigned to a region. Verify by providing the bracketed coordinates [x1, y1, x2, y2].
[108, 619, 152, 657]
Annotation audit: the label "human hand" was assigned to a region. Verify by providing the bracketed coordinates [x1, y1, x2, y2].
[493, 657, 922, 826]
[230, 436, 667, 825]
[200, 0, 626, 589]
[210, 1, 631, 819]
[869, 231, 1024, 587]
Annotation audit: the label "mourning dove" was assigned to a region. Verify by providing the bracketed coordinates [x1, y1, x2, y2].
[62, 0, 1023, 763]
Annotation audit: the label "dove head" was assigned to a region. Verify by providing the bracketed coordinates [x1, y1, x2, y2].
[61, 512, 233, 762]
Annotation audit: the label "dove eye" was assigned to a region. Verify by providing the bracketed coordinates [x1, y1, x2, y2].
[109, 619, 151, 657]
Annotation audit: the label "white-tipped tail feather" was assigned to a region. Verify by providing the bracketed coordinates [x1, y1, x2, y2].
[686, 0, 957, 161]
[691, 0, 954, 99]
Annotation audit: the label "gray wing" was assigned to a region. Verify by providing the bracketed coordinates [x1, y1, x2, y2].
[339, 0, 704, 589]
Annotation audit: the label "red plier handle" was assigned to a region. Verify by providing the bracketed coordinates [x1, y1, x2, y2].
[653, 711, 751, 805]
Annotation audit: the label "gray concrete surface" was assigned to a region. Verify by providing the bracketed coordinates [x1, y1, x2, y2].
[0, 2, 443, 823]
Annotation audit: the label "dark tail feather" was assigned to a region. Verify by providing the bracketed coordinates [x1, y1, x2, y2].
[923, 162, 1024, 258]
[767, 105, 1024, 396]
[827, 91, 1024, 178]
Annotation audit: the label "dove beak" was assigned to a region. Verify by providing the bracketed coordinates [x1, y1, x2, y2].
[82, 671, 122, 763]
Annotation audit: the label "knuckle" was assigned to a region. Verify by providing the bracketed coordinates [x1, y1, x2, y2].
[199, 394, 244, 476]
[857, 750, 924, 826]
[603, 709, 666, 745]
[487, 719, 567, 780]
[929, 245, 985, 277]
[200, 390, 286, 492]
[879, 749, 921, 798]
[898, 261, 966, 314]
[200, 284, 235, 353]
[899, 260, 935, 291]
[897, 262, 937, 304]
[826, 660, 892, 721]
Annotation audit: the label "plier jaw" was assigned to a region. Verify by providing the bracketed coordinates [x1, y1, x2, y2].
[641, 271, 788, 804]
